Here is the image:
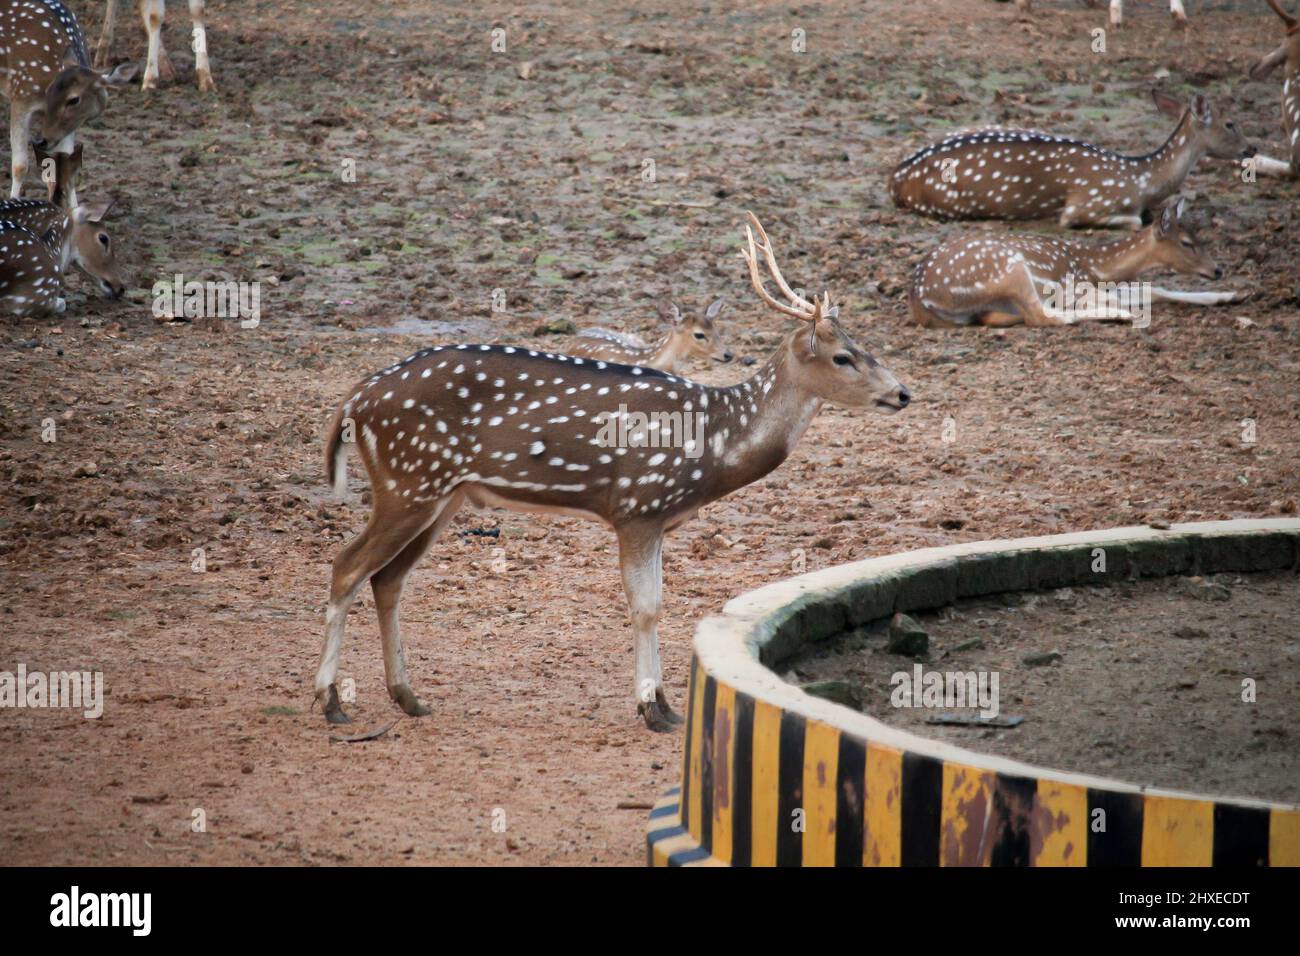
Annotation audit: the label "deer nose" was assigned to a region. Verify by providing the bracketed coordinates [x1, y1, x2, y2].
[1214, 267, 1224, 280]
[896, 386, 911, 407]
[1244, 145, 1258, 158]
[721, 350, 734, 362]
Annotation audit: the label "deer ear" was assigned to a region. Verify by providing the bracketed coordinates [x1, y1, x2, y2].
[99, 62, 139, 87]
[667, 303, 683, 326]
[1159, 203, 1176, 234]
[705, 297, 724, 319]
[61, 45, 81, 70]
[75, 199, 115, 224]
[1190, 94, 1213, 124]
[1250, 44, 1287, 80]
[1151, 89, 1184, 117]
[1174, 197, 1187, 221]
[825, 304, 840, 320]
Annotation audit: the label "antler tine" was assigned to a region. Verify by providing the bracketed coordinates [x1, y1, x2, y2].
[745, 212, 818, 315]
[742, 223, 814, 320]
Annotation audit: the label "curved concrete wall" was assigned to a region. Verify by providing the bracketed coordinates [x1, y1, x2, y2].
[647, 520, 1300, 867]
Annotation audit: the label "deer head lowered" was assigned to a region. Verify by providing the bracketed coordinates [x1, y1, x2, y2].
[315, 213, 909, 731]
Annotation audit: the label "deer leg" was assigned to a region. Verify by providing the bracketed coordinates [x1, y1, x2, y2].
[189, 0, 215, 92]
[315, 500, 443, 724]
[8, 107, 32, 198]
[141, 0, 174, 89]
[1005, 263, 1073, 328]
[1109, 0, 1122, 29]
[1148, 287, 1246, 306]
[617, 521, 679, 732]
[94, 0, 121, 70]
[1170, 0, 1187, 29]
[371, 491, 464, 718]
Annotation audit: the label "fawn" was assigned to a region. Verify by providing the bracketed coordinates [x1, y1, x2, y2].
[315, 215, 910, 731]
[566, 298, 733, 373]
[890, 90, 1254, 229]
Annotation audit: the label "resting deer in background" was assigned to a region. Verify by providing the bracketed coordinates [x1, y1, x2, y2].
[565, 298, 734, 373]
[908, 198, 1242, 329]
[890, 91, 1254, 229]
[1248, 0, 1300, 177]
[315, 214, 910, 731]
[1, 0, 137, 201]
[95, 0, 213, 92]
[1010, 1, 1190, 30]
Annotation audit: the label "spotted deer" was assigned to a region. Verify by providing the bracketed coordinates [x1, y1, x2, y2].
[1, 0, 137, 201]
[315, 214, 911, 731]
[566, 299, 733, 373]
[1010, 1, 1190, 29]
[0, 193, 125, 317]
[909, 198, 1242, 329]
[1248, 0, 1300, 177]
[890, 91, 1254, 229]
[94, 1, 214, 92]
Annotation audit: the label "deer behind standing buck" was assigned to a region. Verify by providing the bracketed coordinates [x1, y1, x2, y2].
[315, 214, 910, 731]
[566, 298, 734, 373]
[1249, 0, 1300, 177]
[890, 90, 1254, 229]
[0, 0, 137, 201]
[95, 0, 214, 91]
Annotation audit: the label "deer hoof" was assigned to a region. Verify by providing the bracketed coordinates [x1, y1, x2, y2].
[639, 691, 684, 732]
[322, 685, 352, 724]
[197, 73, 216, 93]
[390, 685, 432, 717]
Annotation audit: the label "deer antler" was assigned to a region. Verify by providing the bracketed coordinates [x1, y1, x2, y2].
[741, 212, 830, 323]
[1267, 0, 1299, 31]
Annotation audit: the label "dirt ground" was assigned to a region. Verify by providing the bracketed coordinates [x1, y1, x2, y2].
[786, 570, 1299, 804]
[0, 0, 1297, 865]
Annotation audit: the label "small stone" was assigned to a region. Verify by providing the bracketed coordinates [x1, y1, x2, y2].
[533, 319, 576, 336]
[73, 461, 98, 478]
[800, 680, 863, 711]
[887, 613, 929, 657]
[1023, 651, 1063, 667]
[1180, 577, 1231, 602]
[951, 638, 985, 653]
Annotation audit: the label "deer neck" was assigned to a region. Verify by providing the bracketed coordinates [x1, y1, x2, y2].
[1133, 112, 1204, 205]
[702, 345, 822, 500]
[648, 330, 689, 371]
[1082, 229, 1159, 282]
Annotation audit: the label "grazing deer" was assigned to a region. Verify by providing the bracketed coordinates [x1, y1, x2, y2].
[94, 1, 214, 92]
[1, 0, 137, 201]
[1009, 1, 1189, 29]
[890, 91, 1254, 229]
[566, 299, 733, 373]
[315, 214, 910, 731]
[908, 198, 1242, 329]
[0, 193, 125, 317]
[1248, 0, 1300, 177]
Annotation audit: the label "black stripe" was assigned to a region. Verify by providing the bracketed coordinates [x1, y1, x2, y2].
[679, 657, 698, 833]
[731, 693, 755, 867]
[776, 710, 805, 867]
[1213, 804, 1269, 867]
[699, 676, 718, 852]
[900, 753, 943, 866]
[1086, 789, 1144, 866]
[834, 733, 867, 867]
[990, 774, 1036, 867]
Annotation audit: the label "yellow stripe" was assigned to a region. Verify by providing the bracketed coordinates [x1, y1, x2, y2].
[710, 684, 737, 864]
[1033, 780, 1088, 866]
[651, 831, 699, 867]
[750, 699, 783, 867]
[864, 743, 902, 866]
[1141, 796, 1213, 866]
[686, 661, 705, 842]
[1269, 808, 1300, 866]
[940, 763, 996, 866]
[801, 721, 840, 866]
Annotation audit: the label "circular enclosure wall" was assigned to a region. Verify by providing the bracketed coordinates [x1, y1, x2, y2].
[646, 519, 1300, 867]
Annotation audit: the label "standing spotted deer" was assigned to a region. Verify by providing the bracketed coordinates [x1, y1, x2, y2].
[908, 198, 1243, 329]
[566, 298, 734, 373]
[1249, 0, 1300, 177]
[1010, 1, 1190, 29]
[315, 214, 910, 731]
[1, 0, 137, 201]
[890, 91, 1254, 229]
[95, 1, 213, 92]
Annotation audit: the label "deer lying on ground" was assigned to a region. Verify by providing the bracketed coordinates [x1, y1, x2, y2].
[1248, 0, 1300, 177]
[565, 298, 733, 373]
[95, 0, 214, 92]
[890, 91, 1254, 229]
[1010, 1, 1190, 29]
[1, 0, 137, 201]
[316, 214, 910, 731]
[908, 198, 1242, 329]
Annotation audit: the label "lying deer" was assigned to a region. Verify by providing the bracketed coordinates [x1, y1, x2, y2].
[0, 194, 125, 317]
[1010, 1, 1190, 29]
[1, 0, 137, 200]
[316, 214, 910, 731]
[890, 90, 1254, 229]
[909, 198, 1242, 329]
[95, 0, 214, 92]
[1248, 0, 1300, 177]
[565, 298, 733, 373]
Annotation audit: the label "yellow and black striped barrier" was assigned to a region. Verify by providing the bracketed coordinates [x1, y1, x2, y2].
[647, 520, 1300, 867]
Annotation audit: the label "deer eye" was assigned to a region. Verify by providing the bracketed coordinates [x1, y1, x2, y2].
[97, 233, 110, 248]
[66, 95, 79, 107]
[833, 353, 853, 367]
[1226, 122, 1236, 131]
[693, 332, 706, 340]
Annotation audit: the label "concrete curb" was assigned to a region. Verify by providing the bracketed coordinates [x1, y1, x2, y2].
[647, 519, 1300, 867]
